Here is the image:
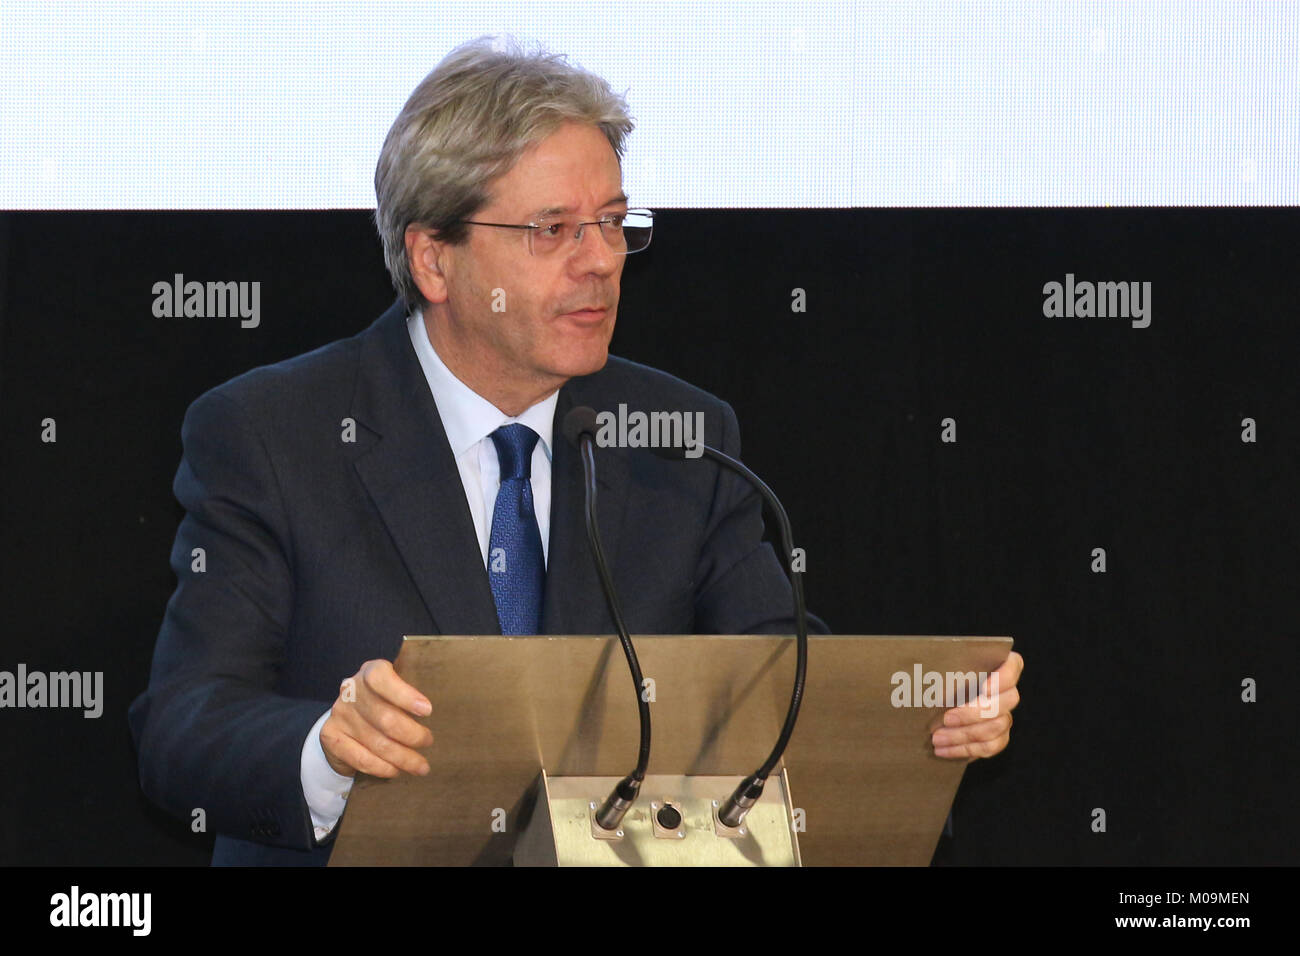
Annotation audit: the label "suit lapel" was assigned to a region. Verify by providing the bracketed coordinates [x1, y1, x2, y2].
[347, 300, 635, 637]
[348, 301, 501, 636]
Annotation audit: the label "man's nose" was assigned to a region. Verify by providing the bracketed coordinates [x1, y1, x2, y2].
[569, 221, 619, 274]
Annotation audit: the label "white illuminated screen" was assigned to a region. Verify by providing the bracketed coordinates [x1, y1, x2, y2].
[2, 0, 1297, 209]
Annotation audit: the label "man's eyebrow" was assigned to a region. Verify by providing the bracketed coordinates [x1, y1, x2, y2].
[532, 192, 628, 218]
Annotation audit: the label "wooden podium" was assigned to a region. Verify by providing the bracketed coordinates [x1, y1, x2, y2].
[327, 634, 1013, 866]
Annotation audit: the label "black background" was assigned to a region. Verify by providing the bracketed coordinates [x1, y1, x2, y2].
[0, 207, 1295, 865]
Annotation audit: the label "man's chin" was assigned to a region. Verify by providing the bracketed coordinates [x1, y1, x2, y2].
[544, 314, 615, 380]
[556, 346, 610, 380]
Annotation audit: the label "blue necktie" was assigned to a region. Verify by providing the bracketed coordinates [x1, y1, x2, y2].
[487, 424, 545, 635]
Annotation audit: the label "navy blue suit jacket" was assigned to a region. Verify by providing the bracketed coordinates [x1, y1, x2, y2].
[128, 299, 824, 865]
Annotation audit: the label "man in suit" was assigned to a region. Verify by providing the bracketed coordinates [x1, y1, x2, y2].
[129, 36, 1021, 866]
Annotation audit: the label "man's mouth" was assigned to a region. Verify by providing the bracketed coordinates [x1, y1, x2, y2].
[558, 306, 610, 322]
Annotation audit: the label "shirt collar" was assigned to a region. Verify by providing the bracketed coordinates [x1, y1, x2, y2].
[406, 310, 557, 459]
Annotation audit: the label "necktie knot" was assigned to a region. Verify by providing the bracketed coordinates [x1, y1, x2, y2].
[491, 424, 539, 481]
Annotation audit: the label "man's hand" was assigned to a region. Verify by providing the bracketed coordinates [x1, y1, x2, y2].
[932, 650, 1023, 760]
[319, 659, 434, 778]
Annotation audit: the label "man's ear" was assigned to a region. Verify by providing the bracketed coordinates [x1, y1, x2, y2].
[405, 225, 451, 304]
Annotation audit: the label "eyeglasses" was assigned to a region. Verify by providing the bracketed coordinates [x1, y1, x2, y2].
[458, 208, 654, 258]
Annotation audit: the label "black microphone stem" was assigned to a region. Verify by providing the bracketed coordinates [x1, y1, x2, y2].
[692, 444, 809, 828]
[579, 434, 652, 831]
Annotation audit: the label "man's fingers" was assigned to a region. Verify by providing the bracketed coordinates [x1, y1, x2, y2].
[360, 659, 432, 716]
[321, 658, 436, 778]
[934, 734, 1008, 760]
[930, 652, 1021, 759]
[988, 651, 1024, 693]
[964, 651, 1024, 704]
[943, 685, 1020, 726]
[341, 715, 431, 776]
[320, 727, 402, 779]
[352, 693, 435, 749]
[933, 712, 1011, 749]
[321, 707, 431, 778]
[933, 717, 1012, 759]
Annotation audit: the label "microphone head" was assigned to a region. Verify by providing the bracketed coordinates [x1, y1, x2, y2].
[648, 443, 689, 461]
[562, 405, 600, 448]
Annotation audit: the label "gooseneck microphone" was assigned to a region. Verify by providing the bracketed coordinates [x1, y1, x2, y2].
[562, 406, 651, 831]
[652, 440, 809, 829]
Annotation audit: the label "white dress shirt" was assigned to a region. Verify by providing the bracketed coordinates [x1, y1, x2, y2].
[299, 310, 558, 843]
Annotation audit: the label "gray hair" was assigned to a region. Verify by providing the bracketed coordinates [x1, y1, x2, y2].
[374, 35, 635, 312]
